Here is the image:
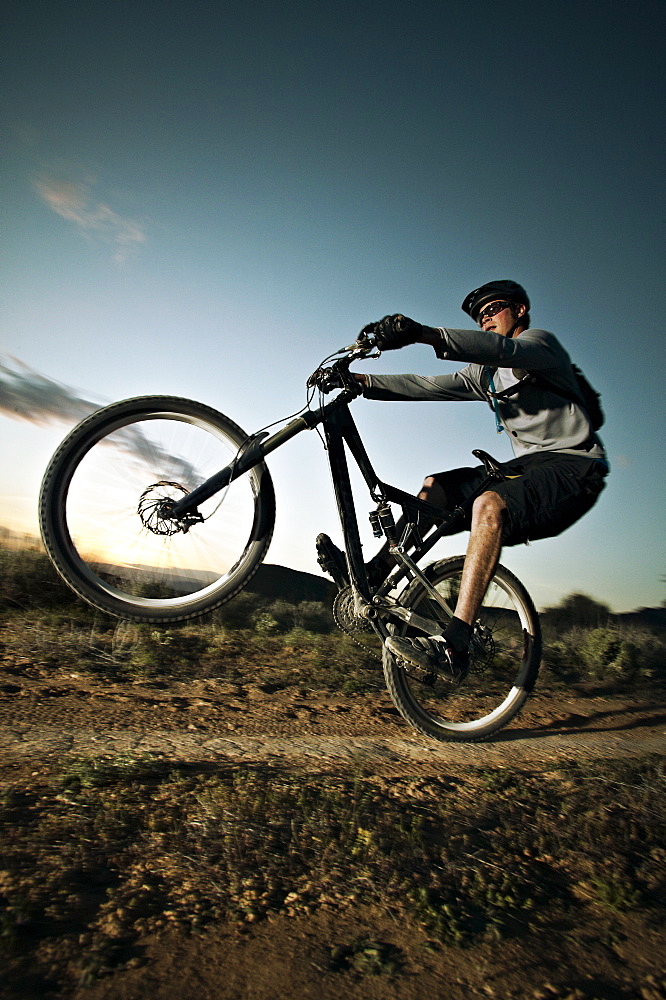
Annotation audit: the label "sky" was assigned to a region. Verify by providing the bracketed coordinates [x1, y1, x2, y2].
[1, 0, 664, 613]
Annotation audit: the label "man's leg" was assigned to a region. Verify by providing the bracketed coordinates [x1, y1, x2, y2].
[454, 490, 506, 625]
[385, 489, 506, 682]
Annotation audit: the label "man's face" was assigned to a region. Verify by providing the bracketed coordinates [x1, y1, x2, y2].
[478, 299, 526, 338]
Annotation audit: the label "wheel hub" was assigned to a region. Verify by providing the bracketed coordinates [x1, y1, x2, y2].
[137, 482, 204, 536]
[470, 623, 496, 671]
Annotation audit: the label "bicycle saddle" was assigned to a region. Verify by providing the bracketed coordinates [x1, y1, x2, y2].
[472, 449, 511, 479]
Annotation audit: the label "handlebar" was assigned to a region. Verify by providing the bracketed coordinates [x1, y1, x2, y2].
[307, 330, 380, 395]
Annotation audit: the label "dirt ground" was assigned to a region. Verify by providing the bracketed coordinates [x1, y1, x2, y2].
[1, 659, 664, 769]
[1, 659, 664, 1000]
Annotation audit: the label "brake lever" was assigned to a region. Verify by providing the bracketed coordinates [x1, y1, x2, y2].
[337, 331, 379, 356]
[307, 333, 379, 392]
[348, 347, 380, 362]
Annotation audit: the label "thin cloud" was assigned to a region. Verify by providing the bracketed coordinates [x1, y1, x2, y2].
[0, 355, 202, 486]
[0, 354, 98, 426]
[34, 173, 147, 263]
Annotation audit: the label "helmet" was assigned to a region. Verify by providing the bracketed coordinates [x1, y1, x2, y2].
[461, 280, 530, 320]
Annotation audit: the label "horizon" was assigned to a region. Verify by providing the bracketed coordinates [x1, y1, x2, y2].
[1, 522, 661, 617]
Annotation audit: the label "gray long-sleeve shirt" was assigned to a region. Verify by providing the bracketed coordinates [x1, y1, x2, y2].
[363, 327, 606, 461]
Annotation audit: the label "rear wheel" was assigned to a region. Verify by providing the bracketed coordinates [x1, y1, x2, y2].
[39, 396, 275, 622]
[382, 557, 541, 742]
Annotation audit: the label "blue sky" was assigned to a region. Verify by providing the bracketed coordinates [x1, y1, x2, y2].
[1, 0, 664, 612]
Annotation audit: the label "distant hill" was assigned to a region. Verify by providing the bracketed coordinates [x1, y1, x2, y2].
[614, 606, 666, 634]
[2, 527, 662, 625]
[246, 564, 335, 605]
[0, 526, 335, 605]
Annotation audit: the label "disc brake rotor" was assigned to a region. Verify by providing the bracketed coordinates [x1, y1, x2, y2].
[137, 481, 203, 536]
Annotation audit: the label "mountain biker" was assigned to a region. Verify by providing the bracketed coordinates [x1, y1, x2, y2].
[316, 280, 608, 682]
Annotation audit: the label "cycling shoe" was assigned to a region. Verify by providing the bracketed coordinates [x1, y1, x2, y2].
[385, 635, 469, 684]
[315, 533, 349, 590]
[316, 534, 391, 592]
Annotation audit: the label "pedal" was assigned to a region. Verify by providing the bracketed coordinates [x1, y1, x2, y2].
[395, 656, 437, 686]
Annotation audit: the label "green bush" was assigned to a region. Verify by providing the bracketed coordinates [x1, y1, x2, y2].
[580, 627, 630, 679]
[253, 612, 280, 635]
[208, 590, 262, 629]
[254, 600, 334, 635]
[293, 600, 333, 633]
[258, 599, 296, 633]
[543, 624, 666, 684]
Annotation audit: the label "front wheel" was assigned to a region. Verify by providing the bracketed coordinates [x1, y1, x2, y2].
[382, 557, 541, 742]
[39, 396, 276, 622]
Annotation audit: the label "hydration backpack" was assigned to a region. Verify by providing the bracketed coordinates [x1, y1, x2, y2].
[565, 365, 605, 430]
[483, 364, 605, 431]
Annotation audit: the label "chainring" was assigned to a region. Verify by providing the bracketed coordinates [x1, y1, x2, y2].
[332, 586, 374, 636]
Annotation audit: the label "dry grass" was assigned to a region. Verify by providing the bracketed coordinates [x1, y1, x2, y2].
[1, 753, 664, 992]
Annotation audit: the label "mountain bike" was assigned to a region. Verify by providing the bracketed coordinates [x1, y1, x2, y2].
[39, 331, 542, 742]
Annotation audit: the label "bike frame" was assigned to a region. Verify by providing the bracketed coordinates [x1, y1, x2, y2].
[166, 387, 505, 634]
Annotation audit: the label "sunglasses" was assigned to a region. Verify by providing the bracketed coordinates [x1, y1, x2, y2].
[477, 300, 512, 325]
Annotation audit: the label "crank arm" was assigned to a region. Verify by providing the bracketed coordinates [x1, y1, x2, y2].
[371, 597, 443, 636]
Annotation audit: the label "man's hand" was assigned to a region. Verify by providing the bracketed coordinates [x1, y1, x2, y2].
[307, 364, 364, 395]
[363, 314, 423, 351]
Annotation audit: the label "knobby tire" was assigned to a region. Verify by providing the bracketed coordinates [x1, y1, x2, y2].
[382, 557, 542, 742]
[39, 396, 275, 623]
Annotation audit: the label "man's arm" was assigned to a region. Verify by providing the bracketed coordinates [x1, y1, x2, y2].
[433, 327, 565, 371]
[354, 368, 486, 402]
[365, 313, 567, 372]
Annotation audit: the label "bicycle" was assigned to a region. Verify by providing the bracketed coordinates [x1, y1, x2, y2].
[39, 330, 542, 742]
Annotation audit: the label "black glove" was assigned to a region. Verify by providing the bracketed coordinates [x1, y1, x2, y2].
[363, 314, 423, 351]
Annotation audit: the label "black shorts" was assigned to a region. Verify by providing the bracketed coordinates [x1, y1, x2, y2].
[431, 452, 608, 547]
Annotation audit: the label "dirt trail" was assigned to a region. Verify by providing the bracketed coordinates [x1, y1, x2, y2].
[1, 664, 665, 1000]
[0, 666, 663, 773]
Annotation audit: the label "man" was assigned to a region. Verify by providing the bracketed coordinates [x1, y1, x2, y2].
[316, 280, 608, 681]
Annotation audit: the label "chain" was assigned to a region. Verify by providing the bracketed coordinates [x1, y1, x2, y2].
[331, 587, 381, 659]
